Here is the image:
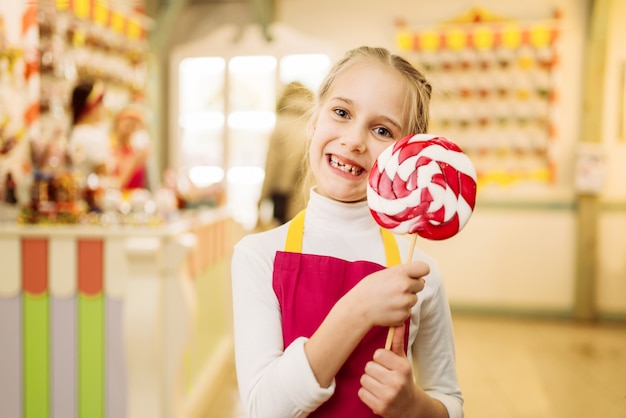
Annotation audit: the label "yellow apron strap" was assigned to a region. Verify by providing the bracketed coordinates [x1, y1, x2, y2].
[285, 209, 401, 267]
[381, 228, 401, 266]
[285, 210, 306, 252]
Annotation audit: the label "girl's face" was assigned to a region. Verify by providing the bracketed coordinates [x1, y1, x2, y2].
[308, 61, 409, 203]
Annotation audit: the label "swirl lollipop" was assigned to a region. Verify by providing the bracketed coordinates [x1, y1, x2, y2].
[367, 133, 477, 348]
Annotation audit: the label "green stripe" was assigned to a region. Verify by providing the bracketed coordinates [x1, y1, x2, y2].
[79, 294, 104, 418]
[24, 293, 49, 418]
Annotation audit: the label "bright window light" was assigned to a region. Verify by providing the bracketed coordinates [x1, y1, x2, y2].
[228, 111, 276, 131]
[179, 57, 225, 114]
[227, 166, 265, 185]
[180, 57, 225, 76]
[229, 55, 277, 74]
[280, 54, 330, 90]
[188, 166, 225, 188]
[179, 111, 225, 131]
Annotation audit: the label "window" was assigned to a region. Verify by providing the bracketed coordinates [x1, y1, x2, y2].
[177, 53, 330, 228]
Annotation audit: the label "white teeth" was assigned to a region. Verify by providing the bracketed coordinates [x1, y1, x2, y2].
[330, 155, 363, 175]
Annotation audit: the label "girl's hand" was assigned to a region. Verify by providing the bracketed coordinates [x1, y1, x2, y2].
[358, 323, 417, 417]
[359, 323, 449, 418]
[352, 262, 428, 328]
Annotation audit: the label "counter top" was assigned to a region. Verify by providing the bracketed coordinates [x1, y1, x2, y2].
[0, 207, 232, 238]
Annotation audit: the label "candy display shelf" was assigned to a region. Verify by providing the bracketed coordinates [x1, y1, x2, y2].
[38, 1, 148, 140]
[395, 8, 562, 191]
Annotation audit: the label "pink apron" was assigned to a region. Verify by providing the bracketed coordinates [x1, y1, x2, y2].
[273, 210, 408, 417]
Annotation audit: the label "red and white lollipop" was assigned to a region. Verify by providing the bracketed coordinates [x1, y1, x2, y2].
[367, 133, 477, 349]
[367, 134, 477, 241]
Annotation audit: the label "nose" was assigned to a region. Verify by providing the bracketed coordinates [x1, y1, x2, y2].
[340, 124, 367, 153]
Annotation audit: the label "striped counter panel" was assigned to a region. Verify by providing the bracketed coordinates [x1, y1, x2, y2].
[0, 236, 126, 418]
[184, 217, 243, 393]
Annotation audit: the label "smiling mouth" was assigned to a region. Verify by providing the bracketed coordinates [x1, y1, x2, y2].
[329, 155, 364, 176]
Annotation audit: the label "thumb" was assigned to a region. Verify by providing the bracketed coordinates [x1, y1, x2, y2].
[390, 323, 407, 357]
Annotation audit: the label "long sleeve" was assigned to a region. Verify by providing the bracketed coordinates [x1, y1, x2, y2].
[410, 259, 464, 417]
[232, 232, 335, 418]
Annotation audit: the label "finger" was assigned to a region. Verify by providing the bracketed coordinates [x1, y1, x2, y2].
[408, 277, 426, 294]
[390, 323, 406, 357]
[406, 261, 430, 279]
[357, 386, 383, 415]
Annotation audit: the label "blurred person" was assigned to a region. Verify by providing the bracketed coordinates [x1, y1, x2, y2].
[110, 103, 150, 191]
[67, 81, 110, 179]
[258, 81, 314, 227]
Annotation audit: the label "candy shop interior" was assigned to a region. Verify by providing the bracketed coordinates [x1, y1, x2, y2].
[1, 0, 626, 417]
[164, 0, 626, 321]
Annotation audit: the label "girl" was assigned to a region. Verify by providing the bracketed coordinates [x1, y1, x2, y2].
[232, 46, 463, 418]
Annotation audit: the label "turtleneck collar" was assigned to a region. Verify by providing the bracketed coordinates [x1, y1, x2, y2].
[305, 187, 379, 233]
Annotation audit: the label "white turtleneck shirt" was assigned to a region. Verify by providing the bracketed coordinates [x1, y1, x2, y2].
[231, 189, 463, 418]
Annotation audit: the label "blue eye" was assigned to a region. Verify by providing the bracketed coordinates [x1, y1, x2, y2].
[334, 108, 348, 118]
[374, 126, 392, 138]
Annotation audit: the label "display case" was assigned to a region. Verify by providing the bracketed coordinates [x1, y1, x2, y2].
[38, 1, 148, 141]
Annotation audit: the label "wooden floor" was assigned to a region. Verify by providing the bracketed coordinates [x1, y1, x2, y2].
[207, 314, 626, 417]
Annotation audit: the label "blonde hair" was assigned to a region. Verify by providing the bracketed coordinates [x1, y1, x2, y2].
[300, 46, 433, 198]
[316, 46, 432, 134]
[276, 81, 314, 115]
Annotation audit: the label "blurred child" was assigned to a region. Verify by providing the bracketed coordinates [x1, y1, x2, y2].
[110, 103, 150, 191]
